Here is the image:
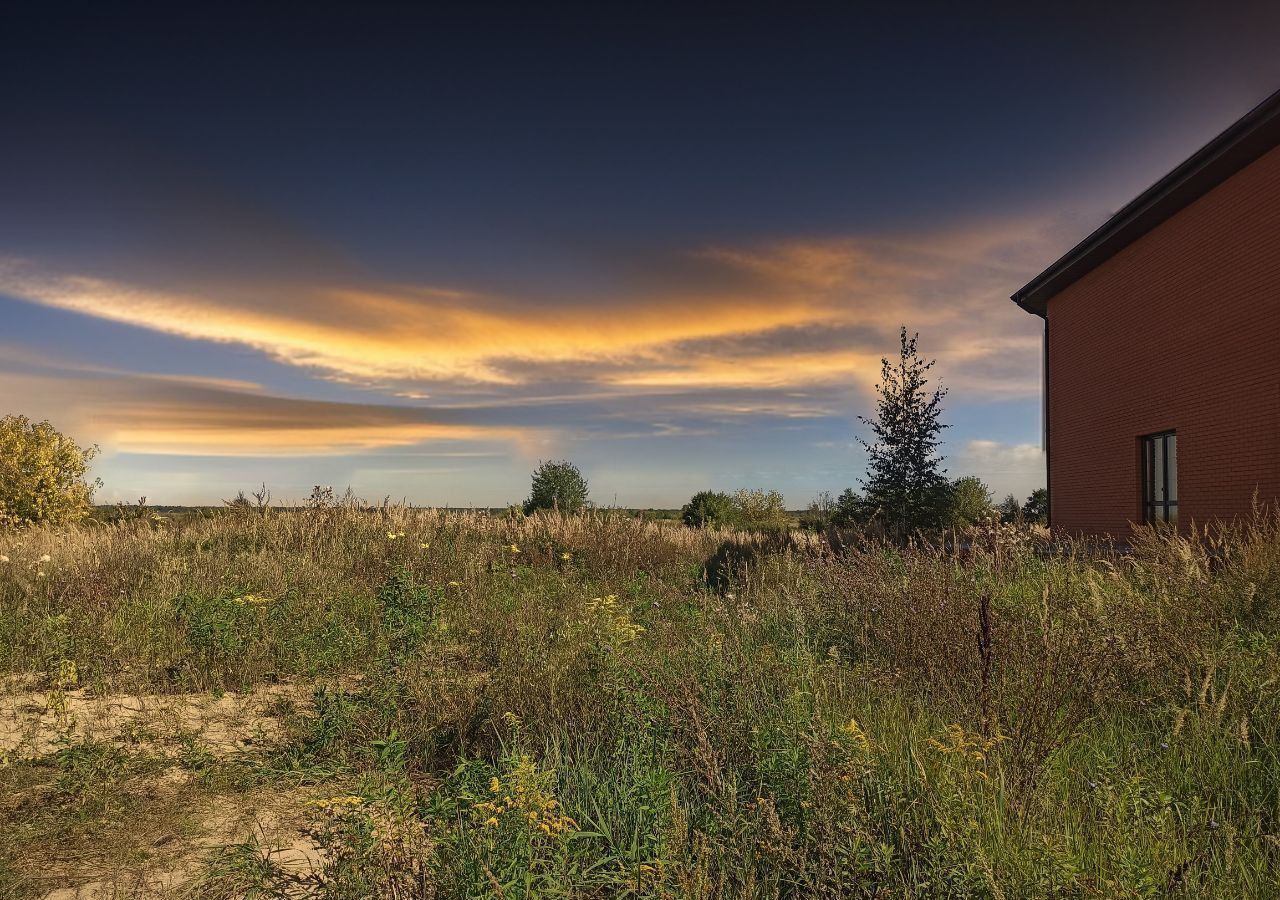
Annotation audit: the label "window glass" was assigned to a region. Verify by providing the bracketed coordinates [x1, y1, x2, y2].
[1166, 434, 1178, 502]
[1151, 439, 1164, 503]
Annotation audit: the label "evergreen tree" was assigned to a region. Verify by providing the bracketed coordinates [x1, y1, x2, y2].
[857, 327, 949, 540]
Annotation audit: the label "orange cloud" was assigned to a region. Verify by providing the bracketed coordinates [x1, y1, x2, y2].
[0, 367, 524, 457]
[0, 216, 1050, 398]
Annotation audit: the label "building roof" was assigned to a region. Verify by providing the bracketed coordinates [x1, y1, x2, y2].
[1012, 88, 1280, 317]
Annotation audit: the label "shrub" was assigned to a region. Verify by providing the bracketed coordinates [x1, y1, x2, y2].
[998, 493, 1023, 524]
[832, 487, 865, 527]
[945, 475, 994, 527]
[799, 491, 837, 531]
[731, 488, 789, 532]
[1022, 487, 1049, 524]
[0, 415, 100, 526]
[681, 490, 736, 528]
[523, 460, 589, 514]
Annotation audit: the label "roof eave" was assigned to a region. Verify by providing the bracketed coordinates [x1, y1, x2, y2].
[1011, 87, 1280, 318]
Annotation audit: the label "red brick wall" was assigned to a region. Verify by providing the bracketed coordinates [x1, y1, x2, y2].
[1047, 143, 1280, 538]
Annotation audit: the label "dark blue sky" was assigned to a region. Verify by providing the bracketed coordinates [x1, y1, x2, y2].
[3, 3, 1278, 505]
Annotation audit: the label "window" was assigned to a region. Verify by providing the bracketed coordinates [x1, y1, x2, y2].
[1142, 431, 1178, 524]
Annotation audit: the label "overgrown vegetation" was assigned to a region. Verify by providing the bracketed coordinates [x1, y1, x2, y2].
[0, 415, 100, 527]
[2, 504, 1279, 897]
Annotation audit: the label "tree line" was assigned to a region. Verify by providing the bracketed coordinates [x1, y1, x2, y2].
[1, 327, 1046, 536]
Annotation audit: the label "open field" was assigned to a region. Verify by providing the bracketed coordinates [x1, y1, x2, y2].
[1, 508, 1278, 898]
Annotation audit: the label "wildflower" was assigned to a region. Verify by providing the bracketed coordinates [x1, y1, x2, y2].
[386, 531, 405, 540]
[489, 776, 501, 794]
[484, 816, 500, 828]
[508, 543, 520, 554]
[560, 552, 572, 561]
[0, 555, 8, 564]
[39, 554, 51, 563]
[448, 580, 462, 587]
[420, 542, 430, 549]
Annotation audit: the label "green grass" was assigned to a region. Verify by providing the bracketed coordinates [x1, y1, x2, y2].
[1, 507, 1278, 897]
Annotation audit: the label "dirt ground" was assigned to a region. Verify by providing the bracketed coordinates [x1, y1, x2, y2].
[1, 678, 334, 899]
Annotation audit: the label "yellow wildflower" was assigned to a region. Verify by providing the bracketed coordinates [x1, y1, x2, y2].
[484, 816, 499, 828]
[489, 776, 501, 793]
[508, 543, 520, 554]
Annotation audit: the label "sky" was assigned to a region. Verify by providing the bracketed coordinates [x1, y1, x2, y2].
[2, 3, 1279, 508]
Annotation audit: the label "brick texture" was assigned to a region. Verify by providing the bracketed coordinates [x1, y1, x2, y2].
[1047, 143, 1280, 538]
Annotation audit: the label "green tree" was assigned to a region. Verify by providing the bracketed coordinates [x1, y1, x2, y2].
[0, 415, 100, 526]
[523, 460, 589, 514]
[832, 488, 865, 528]
[1022, 487, 1049, 525]
[681, 490, 736, 528]
[799, 491, 836, 531]
[998, 493, 1023, 525]
[731, 488, 789, 533]
[857, 327, 949, 540]
[945, 476, 994, 528]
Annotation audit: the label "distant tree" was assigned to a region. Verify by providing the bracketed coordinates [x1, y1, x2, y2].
[799, 490, 837, 531]
[524, 460, 589, 514]
[945, 476, 994, 528]
[998, 493, 1023, 525]
[731, 488, 789, 533]
[831, 488, 865, 528]
[1022, 488, 1049, 525]
[0, 415, 100, 527]
[857, 327, 949, 540]
[681, 490, 736, 528]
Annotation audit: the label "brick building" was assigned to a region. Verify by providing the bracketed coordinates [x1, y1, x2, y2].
[1013, 90, 1280, 537]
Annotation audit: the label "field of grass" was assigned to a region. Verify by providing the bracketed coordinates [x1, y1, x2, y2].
[1, 506, 1278, 898]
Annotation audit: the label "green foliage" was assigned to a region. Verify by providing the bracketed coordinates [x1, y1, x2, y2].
[832, 487, 865, 528]
[857, 327, 949, 540]
[999, 492, 1023, 524]
[730, 488, 789, 533]
[0, 415, 100, 527]
[523, 459, 589, 514]
[3, 507, 1280, 896]
[945, 475, 994, 527]
[799, 490, 837, 531]
[680, 490, 736, 528]
[1023, 487, 1049, 524]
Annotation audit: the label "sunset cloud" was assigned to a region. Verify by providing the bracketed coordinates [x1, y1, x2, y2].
[0, 216, 1047, 400]
[0, 365, 525, 457]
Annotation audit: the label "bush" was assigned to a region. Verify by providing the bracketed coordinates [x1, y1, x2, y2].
[0, 415, 100, 527]
[731, 488, 789, 532]
[832, 487, 865, 528]
[945, 476, 994, 528]
[799, 491, 836, 531]
[1022, 487, 1048, 524]
[681, 490, 736, 528]
[998, 493, 1023, 524]
[523, 460, 589, 514]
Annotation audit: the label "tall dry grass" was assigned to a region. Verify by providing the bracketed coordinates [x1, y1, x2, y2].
[1, 505, 1277, 897]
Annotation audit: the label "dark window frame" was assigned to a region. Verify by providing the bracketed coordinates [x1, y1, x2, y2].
[1141, 430, 1178, 525]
